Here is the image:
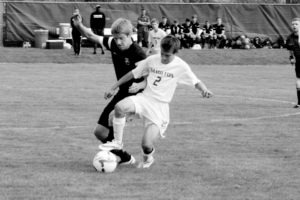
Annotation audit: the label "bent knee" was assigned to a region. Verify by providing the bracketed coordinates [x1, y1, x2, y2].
[94, 125, 110, 142]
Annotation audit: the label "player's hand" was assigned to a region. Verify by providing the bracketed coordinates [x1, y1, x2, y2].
[72, 14, 82, 26]
[201, 89, 213, 98]
[128, 81, 147, 93]
[104, 89, 116, 100]
[290, 58, 296, 65]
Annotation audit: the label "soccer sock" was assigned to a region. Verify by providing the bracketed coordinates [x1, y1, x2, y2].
[143, 147, 155, 160]
[104, 127, 114, 143]
[297, 88, 300, 105]
[112, 116, 126, 144]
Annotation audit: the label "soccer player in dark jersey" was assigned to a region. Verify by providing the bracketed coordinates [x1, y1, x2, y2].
[90, 5, 105, 54]
[201, 20, 214, 49]
[73, 15, 147, 164]
[190, 15, 201, 47]
[212, 17, 226, 48]
[170, 20, 183, 48]
[181, 18, 193, 48]
[286, 17, 300, 108]
[158, 16, 171, 34]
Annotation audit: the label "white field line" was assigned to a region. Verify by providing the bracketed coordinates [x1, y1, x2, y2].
[217, 94, 295, 105]
[211, 94, 299, 122]
[211, 112, 300, 122]
[0, 95, 297, 130]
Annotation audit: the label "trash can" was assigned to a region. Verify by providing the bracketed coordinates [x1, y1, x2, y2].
[59, 23, 71, 39]
[34, 29, 49, 48]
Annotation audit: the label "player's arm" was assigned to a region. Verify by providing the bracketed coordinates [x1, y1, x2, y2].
[289, 51, 295, 65]
[104, 71, 135, 99]
[73, 14, 104, 45]
[195, 80, 213, 98]
[128, 79, 147, 93]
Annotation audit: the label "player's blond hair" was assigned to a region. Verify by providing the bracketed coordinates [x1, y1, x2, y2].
[111, 18, 133, 35]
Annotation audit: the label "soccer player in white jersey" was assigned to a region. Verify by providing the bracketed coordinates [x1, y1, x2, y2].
[147, 18, 167, 55]
[100, 35, 213, 168]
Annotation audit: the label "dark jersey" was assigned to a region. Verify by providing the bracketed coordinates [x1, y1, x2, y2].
[159, 22, 171, 32]
[286, 33, 300, 59]
[213, 23, 225, 34]
[182, 23, 192, 34]
[70, 16, 82, 37]
[202, 24, 213, 34]
[90, 11, 106, 30]
[102, 37, 147, 92]
[170, 24, 182, 35]
[191, 21, 200, 34]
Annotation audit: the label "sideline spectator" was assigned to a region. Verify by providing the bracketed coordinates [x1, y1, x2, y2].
[272, 36, 285, 49]
[170, 20, 183, 48]
[201, 20, 214, 49]
[181, 18, 193, 48]
[212, 17, 226, 48]
[137, 8, 151, 47]
[70, 8, 82, 56]
[159, 16, 171, 34]
[252, 36, 263, 48]
[90, 5, 105, 54]
[190, 15, 201, 47]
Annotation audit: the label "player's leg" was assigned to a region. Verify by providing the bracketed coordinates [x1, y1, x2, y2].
[96, 95, 136, 163]
[99, 30, 105, 54]
[295, 77, 300, 108]
[138, 123, 160, 168]
[99, 97, 136, 150]
[78, 37, 81, 55]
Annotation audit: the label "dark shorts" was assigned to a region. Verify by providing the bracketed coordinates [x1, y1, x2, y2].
[296, 62, 300, 78]
[97, 91, 133, 128]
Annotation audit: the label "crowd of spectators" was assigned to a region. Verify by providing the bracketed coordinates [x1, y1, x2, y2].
[135, 9, 287, 50]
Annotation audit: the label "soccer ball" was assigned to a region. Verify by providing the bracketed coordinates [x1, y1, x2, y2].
[92, 150, 118, 173]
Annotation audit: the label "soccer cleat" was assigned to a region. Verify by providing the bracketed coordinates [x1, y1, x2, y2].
[293, 104, 300, 108]
[119, 155, 136, 166]
[137, 156, 155, 169]
[99, 140, 123, 151]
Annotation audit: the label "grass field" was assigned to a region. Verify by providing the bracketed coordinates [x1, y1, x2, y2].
[1, 47, 300, 200]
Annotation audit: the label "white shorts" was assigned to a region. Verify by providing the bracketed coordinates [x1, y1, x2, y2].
[128, 93, 169, 137]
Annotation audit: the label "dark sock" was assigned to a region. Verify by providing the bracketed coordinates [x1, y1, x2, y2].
[143, 147, 154, 155]
[105, 127, 114, 143]
[111, 149, 131, 162]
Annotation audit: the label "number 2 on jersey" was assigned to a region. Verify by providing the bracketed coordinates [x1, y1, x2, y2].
[153, 76, 162, 86]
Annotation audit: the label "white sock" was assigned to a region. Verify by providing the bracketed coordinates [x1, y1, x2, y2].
[113, 117, 126, 144]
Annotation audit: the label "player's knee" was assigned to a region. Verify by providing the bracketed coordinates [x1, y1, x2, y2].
[114, 103, 126, 117]
[94, 125, 109, 142]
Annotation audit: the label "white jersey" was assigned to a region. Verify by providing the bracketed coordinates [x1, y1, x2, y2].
[132, 54, 200, 103]
[148, 28, 167, 51]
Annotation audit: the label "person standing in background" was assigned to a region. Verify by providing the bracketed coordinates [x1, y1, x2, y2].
[70, 8, 82, 56]
[286, 17, 300, 108]
[147, 18, 167, 55]
[90, 5, 105, 54]
[137, 8, 151, 47]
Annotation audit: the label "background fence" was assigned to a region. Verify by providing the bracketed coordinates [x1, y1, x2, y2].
[2, 1, 300, 46]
